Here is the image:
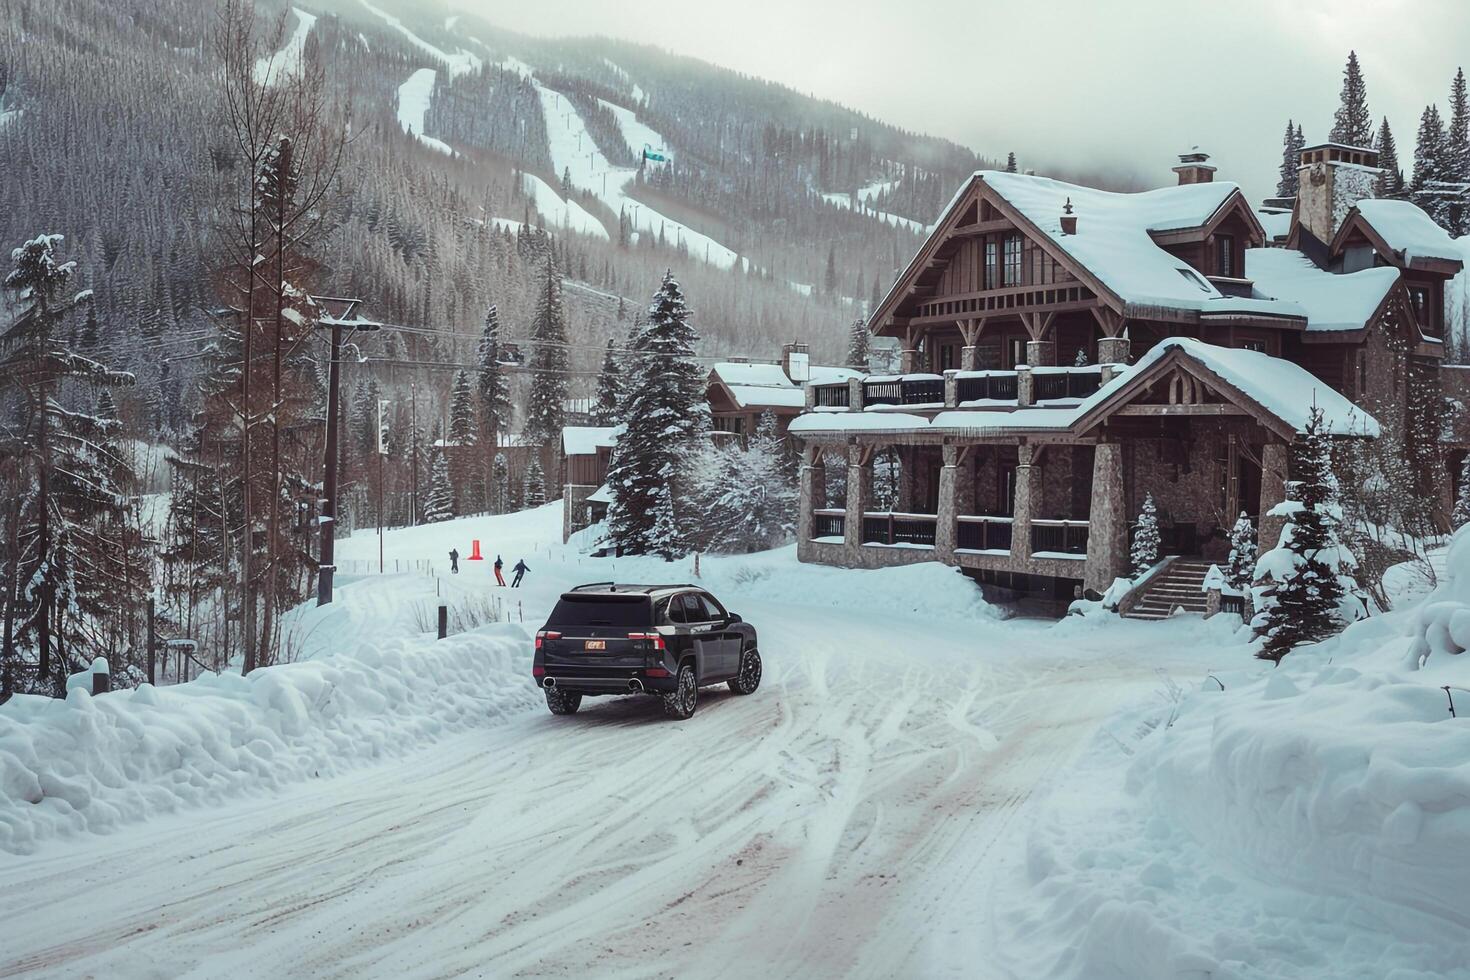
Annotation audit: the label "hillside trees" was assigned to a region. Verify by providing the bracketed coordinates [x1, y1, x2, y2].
[0, 235, 140, 698]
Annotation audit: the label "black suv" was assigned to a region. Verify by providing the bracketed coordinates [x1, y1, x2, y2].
[532, 584, 761, 719]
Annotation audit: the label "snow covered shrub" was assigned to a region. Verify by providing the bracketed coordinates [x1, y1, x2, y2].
[1252, 407, 1364, 662]
[1225, 512, 1256, 592]
[1130, 492, 1160, 578]
[687, 420, 797, 554]
[1406, 525, 1470, 668]
[1454, 455, 1470, 530]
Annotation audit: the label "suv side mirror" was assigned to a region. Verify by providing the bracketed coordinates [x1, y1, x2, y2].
[727, 612, 742, 624]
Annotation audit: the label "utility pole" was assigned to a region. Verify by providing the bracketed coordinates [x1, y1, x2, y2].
[314, 299, 378, 606]
[146, 596, 156, 686]
[410, 380, 418, 526]
[378, 397, 390, 575]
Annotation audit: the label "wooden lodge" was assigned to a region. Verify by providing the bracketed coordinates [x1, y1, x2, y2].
[791, 147, 1467, 610]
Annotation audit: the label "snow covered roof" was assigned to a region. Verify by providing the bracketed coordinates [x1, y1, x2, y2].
[1350, 199, 1464, 267]
[968, 171, 1276, 314]
[1077, 338, 1379, 437]
[1246, 247, 1398, 332]
[562, 425, 619, 456]
[709, 361, 861, 410]
[788, 407, 1076, 438]
[587, 483, 612, 504]
[1256, 207, 1293, 242]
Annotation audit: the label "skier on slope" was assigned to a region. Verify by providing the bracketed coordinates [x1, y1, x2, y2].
[511, 558, 529, 588]
[449, 548, 460, 574]
[494, 554, 506, 586]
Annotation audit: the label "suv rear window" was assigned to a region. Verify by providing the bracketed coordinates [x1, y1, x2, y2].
[548, 595, 652, 629]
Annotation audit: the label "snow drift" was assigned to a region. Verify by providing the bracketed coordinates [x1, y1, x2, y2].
[0, 618, 535, 855]
[1016, 534, 1470, 978]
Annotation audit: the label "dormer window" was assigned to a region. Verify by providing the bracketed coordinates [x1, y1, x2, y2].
[1176, 267, 1212, 293]
[1217, 234, 1235, 277]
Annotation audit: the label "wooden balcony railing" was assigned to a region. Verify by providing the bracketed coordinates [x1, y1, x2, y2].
[811, 382, 850, 408]
[863, 376, 945, 407]
[812, 509, 846, 539]
[954, 371, 1018, 404]
[955, 515, 1013, 552]
[1032, 366, 1103, 402]
[861, 511, 937, 547]
[1030, 519, 1089, 556]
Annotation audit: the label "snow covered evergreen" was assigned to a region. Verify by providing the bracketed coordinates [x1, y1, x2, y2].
[475, 305, 512, 449]
[523, 258, 568, 453]
[423, 449, 454, 523]
[689, 410, 796, 553]
[1226, 512, 1257, 593]
[606, 271, 708, 556]
[1130, 492, 1160, 578]
[448, 369, 475, 446]
[593, 336, 622, 425]
[522, 456, 547, 509]
[1330, 51, 1373, 147]
[1454, 456, 1470, 529]
[845, 316, 869, 369]
[1276, 119, 1304, 197]
[1251, 407, 1360, 662]
[1374, 117, 1405, 197]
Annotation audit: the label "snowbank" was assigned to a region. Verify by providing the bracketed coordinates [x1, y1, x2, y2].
[0, 614, 535, 855]
[1014, 533, 1470, 977]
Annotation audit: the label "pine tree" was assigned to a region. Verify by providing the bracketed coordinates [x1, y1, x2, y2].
[476, 305, 512, 450]
[1130, 492, 1160, 578]
[491, 453, 510, 514]
[1277, 119, 1300, 197]
[649, 483, 679, 560]
[1226, 513, 1257, 592]
[0, 235, 139, 697]
[523, 258, 568, 451]
[1004, 152, 1018, 173]
[1453, 456, 1470, 529]
[1330, 51, 1373, 148]
[846, 316, 869, 369]
[1375, 117, 1405, 197]
[1448, 68, 1470, 184]
[423, 449, 454, 523]
[593, 336, 622, 425]
[606, 271, 708, 556]
[1413, 104, 1448, 190]
[448, 369, 475, 446]
[823, 245, 838, 297]
[1252, 407, 1356, 663]
[523, 456, 547, 508]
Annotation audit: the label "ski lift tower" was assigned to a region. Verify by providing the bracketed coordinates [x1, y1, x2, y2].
[312, 296, 380, 606]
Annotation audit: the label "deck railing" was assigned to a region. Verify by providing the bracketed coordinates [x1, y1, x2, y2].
[954, 371, 1018, 404]
[1032, 366, 1103, 402]
[863, 376, 945, 407]
[811, 382, 850, 408]
[812, 508, 846, 539]
[861, 511, 937, 547]
[955, 515, 1013, 552]
[1030, 518, 1090, 556]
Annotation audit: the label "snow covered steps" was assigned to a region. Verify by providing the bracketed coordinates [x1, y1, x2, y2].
[1123, 559, 1213, 620]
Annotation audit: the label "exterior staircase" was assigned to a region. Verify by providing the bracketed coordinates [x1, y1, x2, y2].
[1123, 558, 1213, 620]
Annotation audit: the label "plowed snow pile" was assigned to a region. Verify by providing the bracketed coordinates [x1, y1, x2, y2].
[0, 593, 534, 855]
[1013, 532, 1470, 979]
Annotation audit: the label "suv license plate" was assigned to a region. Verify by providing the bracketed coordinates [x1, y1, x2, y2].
[584, 640, 606, 651]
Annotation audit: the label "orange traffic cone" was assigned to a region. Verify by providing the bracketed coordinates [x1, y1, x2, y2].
[468, 539, 484, 561]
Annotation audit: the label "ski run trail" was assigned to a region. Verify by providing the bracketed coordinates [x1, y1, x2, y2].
[0, 505, 1249, 978]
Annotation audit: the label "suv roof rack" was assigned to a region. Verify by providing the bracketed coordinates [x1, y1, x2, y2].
[565, 583, 701, 595]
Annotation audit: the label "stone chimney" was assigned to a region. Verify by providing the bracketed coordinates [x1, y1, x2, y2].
[1295, 142, 1381, 247]
[1173, 149, 1216, 185]
[781, 342, 810, 383]
[1059, 197, 1077, 235]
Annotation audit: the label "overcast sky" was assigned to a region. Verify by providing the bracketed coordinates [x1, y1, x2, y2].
[459, 0, 1470, 203]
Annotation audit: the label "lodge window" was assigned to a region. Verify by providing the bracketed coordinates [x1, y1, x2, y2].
[1003, 236, 1023, 286]
[1239, 338, 1267, 353]
[1409, 286, 1434, 333]
[1217, 235, 1235, 277]
[984, 239, 998, 290]
[938, 343, 957, 372]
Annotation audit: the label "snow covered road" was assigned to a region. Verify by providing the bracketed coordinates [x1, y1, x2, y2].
[0, 588, 1181, 978]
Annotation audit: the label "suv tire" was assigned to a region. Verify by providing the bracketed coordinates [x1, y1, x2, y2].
[662, 662, 698, 719]
[545, 686, 582, 715]
[729, 647, 762, 695]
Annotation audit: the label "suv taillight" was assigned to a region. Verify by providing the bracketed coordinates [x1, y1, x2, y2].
[628, 632, 665, 650]
[535, 630, 561, 650]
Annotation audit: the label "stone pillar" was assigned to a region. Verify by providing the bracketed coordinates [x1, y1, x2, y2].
[1026, 339, 1057, 367]
[936, 445, 960, 562]
[943, 371, 958, 409]
[847, 376, 864, 410]
[804, 382, 817, 410]
[954, 448, 976, 516]
[844, 444, 870, 553]
[1204, 587, 1222, 619]
[1097, 336, 1131, 366]
[960, 346, 979, 372]
[1259, 442, 1290, 551]
[1084, 442, 1129, 593]
[1017, 365, 1034, 407]
[797, 445, 826, 561]
[900, 348, 919, 373]
[1012, 444, 1041, 560]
